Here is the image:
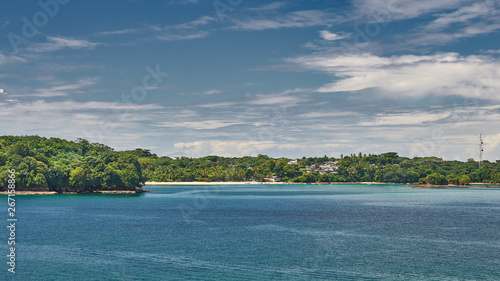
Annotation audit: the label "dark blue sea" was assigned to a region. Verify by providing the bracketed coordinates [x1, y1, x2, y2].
[2, 184, 500, 280]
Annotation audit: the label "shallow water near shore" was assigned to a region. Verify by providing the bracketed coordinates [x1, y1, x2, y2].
[2, 184, 500, 280]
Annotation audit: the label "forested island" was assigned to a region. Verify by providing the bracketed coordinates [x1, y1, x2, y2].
[1, 136, 499, 192]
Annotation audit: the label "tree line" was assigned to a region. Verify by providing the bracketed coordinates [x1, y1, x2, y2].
[1, 136, 499, 190]
[0, 136, 143, 190]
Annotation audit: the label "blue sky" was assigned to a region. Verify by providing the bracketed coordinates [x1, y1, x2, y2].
[1, 0, 500, 160]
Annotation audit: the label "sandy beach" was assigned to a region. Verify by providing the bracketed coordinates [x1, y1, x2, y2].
[0, 191, 58, 195]
[144, 181, 287, 186]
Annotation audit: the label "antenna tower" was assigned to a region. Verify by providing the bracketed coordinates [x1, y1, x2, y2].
[479, 134, 484, 168]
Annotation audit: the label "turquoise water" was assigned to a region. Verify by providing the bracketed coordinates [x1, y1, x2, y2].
[2, 184, 500, 280]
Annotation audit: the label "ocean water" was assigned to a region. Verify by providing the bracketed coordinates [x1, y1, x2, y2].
[2, 184, 500, 280]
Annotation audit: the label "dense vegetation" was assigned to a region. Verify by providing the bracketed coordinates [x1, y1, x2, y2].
[140, 152, 500, 185]
[0, 136, 144, 190]
[1, 136, 499, 191]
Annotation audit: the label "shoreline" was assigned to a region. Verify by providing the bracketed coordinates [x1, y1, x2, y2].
[2, 183, 498, 195]
[0, 189, 151, 196]
[146, 181, 500, 188]
[413, 183, 500, 189]
[0, 191, 59, 195]
[144, 181, 399, 186]
[145, 181, 284, 186]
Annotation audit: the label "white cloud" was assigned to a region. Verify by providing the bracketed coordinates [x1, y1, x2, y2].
[156, 120, 242, 130]
[0, 99, 165, 148]
[98, 28, 145, 36]
[204, 90, 221, 95]
[30, 78, 99, 97]
[483, 50, 500, 54]
[192, 88, 310, 108]
[98, 16, 215, 41]
[195, 101, 238, 108]
[170, 16, 216, 29]
[168, 0, 199, 5]
[28, 36, 98, 53]
[358, 112, 451, 126]
[179, 0, 198, 4]
[425, 1, 497, 31]
[5, 100, 162, 112]
[246, 2, 287, 11]
[245, 88, 311, 107]
[157, 31, 209, 41]
[346, 0, 500, 49]
[399, 1, 500, 46]
[297, 111, 359, 119]
[319, 31, 347, 41]
[179, 89, 221, 95]
[409, 23, 500, 47]
[484, 133, 500, 153]
[352, 0, 469, 22]
[289, 52, 500, 99]
[0, 52, 26, 65]
[173, 141, 280, 157]
[172, 140, 360, 158]
[247, 95, 307, 106]
[230, 10, 343, 31]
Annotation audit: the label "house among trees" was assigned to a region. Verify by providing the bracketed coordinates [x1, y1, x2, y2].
[306, 161, 339, 174]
